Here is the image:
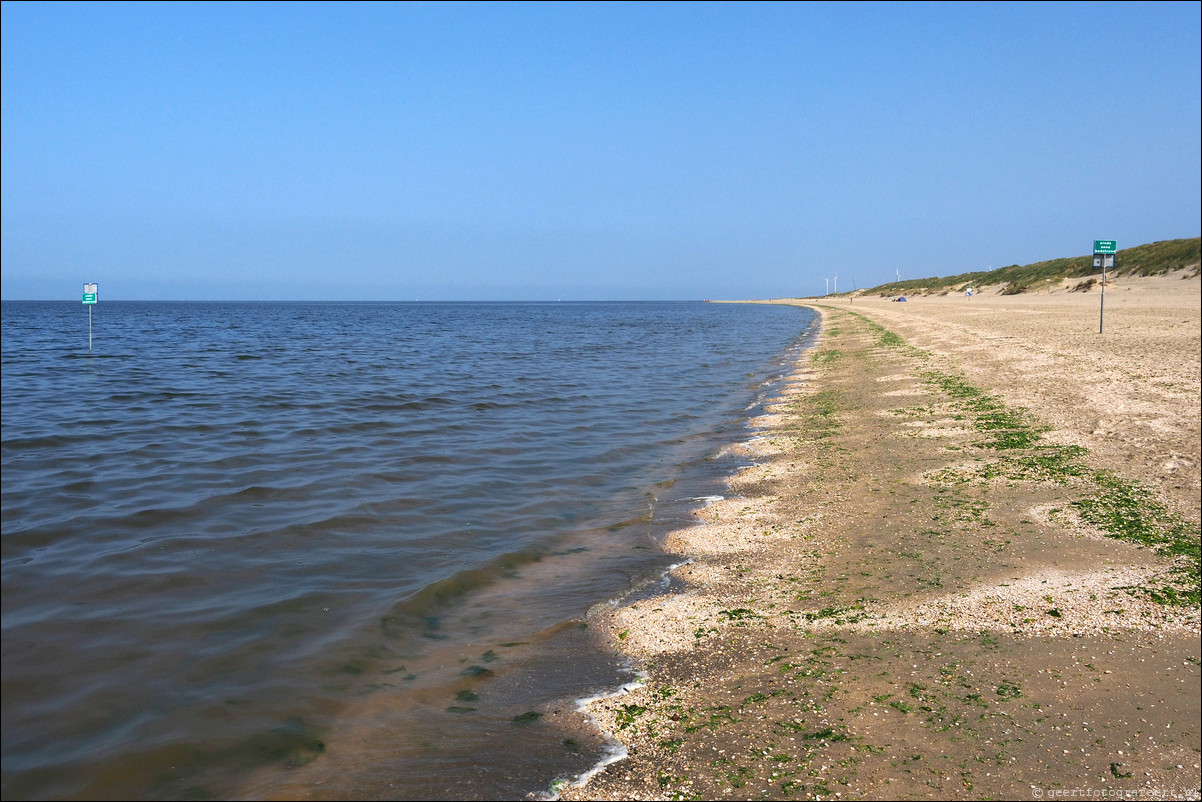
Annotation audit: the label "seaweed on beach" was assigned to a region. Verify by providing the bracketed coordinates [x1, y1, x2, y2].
[1072, 471, 1201, 606]
[823, 312, 1200, 606]
[917, 367, 1201, 606]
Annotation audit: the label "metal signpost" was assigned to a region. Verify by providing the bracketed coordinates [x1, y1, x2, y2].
[1093, 241, 1115, 333]
[82, 283, 97, 352]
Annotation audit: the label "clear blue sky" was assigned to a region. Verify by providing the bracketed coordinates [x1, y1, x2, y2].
[3, 1, 1199, 300]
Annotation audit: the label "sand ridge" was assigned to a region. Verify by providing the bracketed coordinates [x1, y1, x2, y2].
[559, 276, 1200, 801]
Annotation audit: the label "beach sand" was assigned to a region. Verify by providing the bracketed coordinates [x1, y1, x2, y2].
[558, 272, 1200, 801]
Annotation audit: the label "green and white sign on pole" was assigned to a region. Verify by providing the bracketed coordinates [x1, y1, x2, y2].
[83, 282, 97, 352]
[1092, 242, 1115, 333]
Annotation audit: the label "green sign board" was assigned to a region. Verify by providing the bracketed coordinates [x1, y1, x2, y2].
[1094, 240, 1117, 254]
[82, 293, 97, 304]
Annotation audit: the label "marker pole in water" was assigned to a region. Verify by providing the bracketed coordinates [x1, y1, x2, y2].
[82, 283, 98, 352]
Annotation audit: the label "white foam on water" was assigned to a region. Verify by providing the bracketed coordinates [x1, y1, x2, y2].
[539, 665, 648, 800]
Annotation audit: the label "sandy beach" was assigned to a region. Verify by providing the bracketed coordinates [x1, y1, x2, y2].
[560, 272, 1201, 801]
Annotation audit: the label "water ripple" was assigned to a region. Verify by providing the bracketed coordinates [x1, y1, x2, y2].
[2, 300, 816, 800]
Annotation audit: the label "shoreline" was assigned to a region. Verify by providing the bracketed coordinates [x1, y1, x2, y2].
[560, 278, 1201, 801]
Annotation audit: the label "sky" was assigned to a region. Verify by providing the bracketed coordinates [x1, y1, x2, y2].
[2, 1, 1200, 301]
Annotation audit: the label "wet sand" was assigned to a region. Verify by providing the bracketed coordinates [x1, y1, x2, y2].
[560, 272, 1201, 801]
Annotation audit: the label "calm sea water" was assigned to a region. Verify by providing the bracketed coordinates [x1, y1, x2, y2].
[1, 300, 817, 800]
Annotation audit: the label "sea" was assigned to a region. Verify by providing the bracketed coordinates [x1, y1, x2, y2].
[1, 300, 818, 801]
